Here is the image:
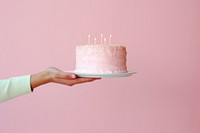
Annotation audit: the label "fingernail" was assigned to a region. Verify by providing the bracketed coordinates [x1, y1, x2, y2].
[71, 75, 76, 79]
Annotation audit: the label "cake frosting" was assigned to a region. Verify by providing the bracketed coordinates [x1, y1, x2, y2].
[75, 44, 127, 74]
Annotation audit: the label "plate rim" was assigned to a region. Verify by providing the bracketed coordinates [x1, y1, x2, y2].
[65, 70, 137, 78]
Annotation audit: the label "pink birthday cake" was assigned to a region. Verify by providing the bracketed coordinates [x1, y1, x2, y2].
[75, 44, 128, 74]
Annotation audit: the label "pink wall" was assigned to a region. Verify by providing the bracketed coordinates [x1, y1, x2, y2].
[0, 0, 200, 133]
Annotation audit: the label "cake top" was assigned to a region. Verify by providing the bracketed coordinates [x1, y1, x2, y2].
[77, 34, 126, 54]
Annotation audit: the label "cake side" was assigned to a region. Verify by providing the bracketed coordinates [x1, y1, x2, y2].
[75, 44, 127, 74]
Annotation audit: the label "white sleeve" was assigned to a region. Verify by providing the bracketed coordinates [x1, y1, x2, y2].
[0, 75, 32, 103]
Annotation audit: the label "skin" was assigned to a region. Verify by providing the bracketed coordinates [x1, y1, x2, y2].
[30, 67, 100, 90]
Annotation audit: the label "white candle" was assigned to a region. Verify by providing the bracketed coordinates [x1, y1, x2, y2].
[101, 34, 103, 44]
[109, 34, 112, 44]
[104, 38, 106, 44]
[88, 35, 91, 44]
[94, 38, 97, 44]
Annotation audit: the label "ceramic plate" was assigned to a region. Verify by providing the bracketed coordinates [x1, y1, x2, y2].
[65, 71, 137, 78]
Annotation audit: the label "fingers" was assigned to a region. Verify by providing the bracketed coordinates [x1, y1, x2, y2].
[53, 77, 100, 86]
[63, 73, 77, 80]
[68, 78, 100, 86]
[56, 71, 77, 80]
[47, 67, 77, 80]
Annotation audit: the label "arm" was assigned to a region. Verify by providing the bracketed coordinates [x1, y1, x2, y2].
[0, 67, 100, 103]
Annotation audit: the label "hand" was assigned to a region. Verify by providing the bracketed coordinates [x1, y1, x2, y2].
[30, 67, 100, 90]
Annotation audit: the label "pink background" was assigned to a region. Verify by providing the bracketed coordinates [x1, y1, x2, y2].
[0, 0, 200, 133]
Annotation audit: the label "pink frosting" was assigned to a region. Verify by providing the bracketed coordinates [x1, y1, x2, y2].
[75, 44, 127, 74]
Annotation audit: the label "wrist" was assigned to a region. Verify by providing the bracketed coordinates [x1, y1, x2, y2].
[42, 69, 52, 83]
[30, 69, 51, 90]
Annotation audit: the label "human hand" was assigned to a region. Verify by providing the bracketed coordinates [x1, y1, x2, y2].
[46, 67, 100, 86]
[30, 67, 100, 90]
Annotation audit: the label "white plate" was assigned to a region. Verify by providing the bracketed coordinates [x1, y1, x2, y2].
[65, 71, 137, 78]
